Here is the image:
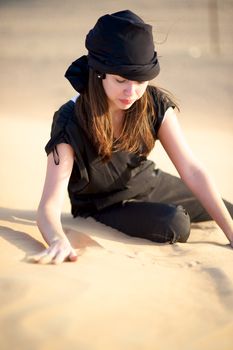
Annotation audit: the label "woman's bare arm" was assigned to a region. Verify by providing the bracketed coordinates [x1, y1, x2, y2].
[29, 143, 78, 264]
[158, 107, 233, 245]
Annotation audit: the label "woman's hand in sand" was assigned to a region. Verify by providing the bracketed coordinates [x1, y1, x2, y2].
[28, 238, 78, 265]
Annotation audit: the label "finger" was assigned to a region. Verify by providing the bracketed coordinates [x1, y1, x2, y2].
[68, 249, 78, 262]
[27, 250, 50, 263]
[52, 250, 69, 265]
[39, 249, 57, 264]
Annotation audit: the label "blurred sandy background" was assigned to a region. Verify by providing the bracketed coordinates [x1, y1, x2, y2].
[0, 1, 233, 350]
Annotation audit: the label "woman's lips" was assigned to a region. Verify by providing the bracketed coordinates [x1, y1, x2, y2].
[119, 99, 134, 105]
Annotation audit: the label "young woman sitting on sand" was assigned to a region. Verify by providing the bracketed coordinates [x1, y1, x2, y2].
[31, 10, 233, 264]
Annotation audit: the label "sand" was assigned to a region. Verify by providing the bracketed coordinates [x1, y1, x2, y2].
[0, 1, 233, 349]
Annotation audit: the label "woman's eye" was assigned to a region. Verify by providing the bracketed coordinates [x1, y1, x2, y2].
[116, 79, 126, 83]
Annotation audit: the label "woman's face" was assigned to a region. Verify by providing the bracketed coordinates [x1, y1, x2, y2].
[102, 74, 149, 113]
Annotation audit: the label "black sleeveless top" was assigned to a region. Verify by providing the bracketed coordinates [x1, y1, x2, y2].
[45, 86, 175, 217]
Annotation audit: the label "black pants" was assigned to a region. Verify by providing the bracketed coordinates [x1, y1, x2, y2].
[91, 170, 233, 244]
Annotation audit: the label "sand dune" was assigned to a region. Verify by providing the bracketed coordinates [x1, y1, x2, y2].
[1, 1, 233, 349]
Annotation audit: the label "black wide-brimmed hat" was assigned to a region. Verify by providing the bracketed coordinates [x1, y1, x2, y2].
[65, 10, 160, 93]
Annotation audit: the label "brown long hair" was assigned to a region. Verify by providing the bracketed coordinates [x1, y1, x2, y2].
[75, 69, 177, 161]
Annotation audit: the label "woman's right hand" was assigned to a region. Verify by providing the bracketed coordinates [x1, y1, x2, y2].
[32, 144, 77, 265]
[28, 237, 78, 265]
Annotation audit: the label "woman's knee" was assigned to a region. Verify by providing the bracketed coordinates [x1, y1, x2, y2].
[92, 201, 191, 244]
[168, 205, 191, 243]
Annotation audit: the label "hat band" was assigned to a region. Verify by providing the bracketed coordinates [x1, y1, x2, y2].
[88, 52, 160, 82]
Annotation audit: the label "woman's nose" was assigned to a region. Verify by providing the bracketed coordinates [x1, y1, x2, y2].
[124, 82, 136, 96]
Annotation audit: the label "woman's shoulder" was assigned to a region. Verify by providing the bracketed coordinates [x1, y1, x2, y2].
[45, 95, 84, 157]
[147, 85, 178, 137]
[52, 95, 80, 128]
[148, 85, 176, 104]
[55, 98, 76, 118]
[147, 85, 178, 114]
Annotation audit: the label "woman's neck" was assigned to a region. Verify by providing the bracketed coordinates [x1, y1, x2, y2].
[110, 109, 125, 139]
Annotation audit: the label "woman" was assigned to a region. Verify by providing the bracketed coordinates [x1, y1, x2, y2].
[31, 10, 233, 264]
